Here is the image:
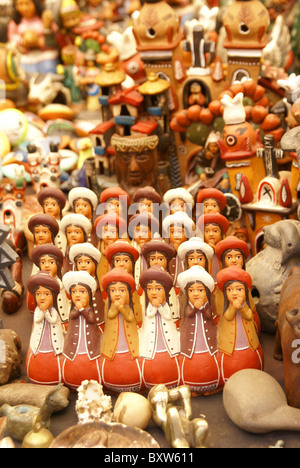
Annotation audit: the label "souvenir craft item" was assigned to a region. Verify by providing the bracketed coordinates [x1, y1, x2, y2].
[177, 237, 214, 271]
[163, 187, 194, 216]
[100, 268, 142, 393]
[98, 186, 130, 220]
[62, 271, 102, 389]
[37, 187, 67, 254]
[68, 187, 98, 245]
[60, 213, 92, 274]
[196, 188, 227, 215]
[132, 186, 162, 216]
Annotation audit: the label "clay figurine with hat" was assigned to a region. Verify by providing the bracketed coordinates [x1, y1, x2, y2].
[97, 186, 130, 221]
[132, 185, 162, 217]
[69, 242, 105, 332]
[196, 188, 227, 215]
[68, 187, 98, 246]
[177, 237, 214, 272]
[177, 265, 222, 396]
[138, 265, 180, 391]
[60, 213, 92, 275]
[216, 266, 264, 385]
[100, 267, 142, 393]
[163, 187, 194, 217]
[26, 272, 65, 385]
[61, 270, 102, 389]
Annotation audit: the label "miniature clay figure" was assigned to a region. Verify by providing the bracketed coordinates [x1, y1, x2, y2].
[60, 213, 92, 275]
[163, 188, 194, 217]
[100, 268, 142, 393]
[177, 265, 221, 395]
[216, 267, 264, 384]
[131, 186, 162, 221]
[69, 242, 105, 332]
[139, 265, 180, 390]
[196, 188, 227, 216]
[177, 236, 214, 272]
[37, 187, 68, 255]
[30, 244, 71, 329]
[55, 0, 82, 49]
[98, 186, 130, 220]
[68, 187, 98, 246]
[0, 328, 22, 385]
[26, 272, 65, 385]
[62, 271, 102, 389]
[27, 214, 59, 273]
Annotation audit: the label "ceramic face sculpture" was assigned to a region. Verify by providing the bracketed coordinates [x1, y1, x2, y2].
[196, 188, 227, 216]
[132, 186, 162, 216]
[60, 213, 92, 274]
[26, 272, 64, 385]
[163, 188, 194, 216]
[177, 237, 214, 271]
[28, 214, 59, 247]
[62, 271, 102, 389]
[100, 268, 142, 393]
[177, 265, 221, 395]
[216, 267, 264, 384]
[37, 187, 66, 221]
[139, 265, 180, 390]
[98, 187, 130, 220]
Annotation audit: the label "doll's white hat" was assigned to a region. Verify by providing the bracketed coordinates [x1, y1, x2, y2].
[162, 211, 195, 238]
[177, 265, 215, 293]
[69, 242, 101, 265]
[177, 237, 214, 262]
[163, 187, 194, 207]
[69, 187, 98, 210]
[63, 270, 97, 295]
[60, 213, 92, 234]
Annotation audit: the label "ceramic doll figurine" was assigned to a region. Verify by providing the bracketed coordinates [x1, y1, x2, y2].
[105, 239, 143, 326]
[95, 213, 127, 291]
[37, 187, 67, 255]
[139, 265, 180, 390]
[100, 268, 142, 393]
[197, 213, 229, 280]
[8, 0, 59, 75]
[216, 266, 264, 385]
[215, 236, 261, 334]
[97, 186, 130, 221]
[55, 0, 83, 49]
[132, 186, 162, 216]
[196, 188, 227, 216]
[26, 272, 65, 385]
[177, 237, 214, 272]
[68, 187, 98, 246]
[60, 213, 92, 275]
[177, 265, 221, 396]
[163, 188, 194, 218]
[69, 242, 105, 332]
[27, 214, 59, 275]
[29, 244, 71, 330]
[62, 271, 102, 389]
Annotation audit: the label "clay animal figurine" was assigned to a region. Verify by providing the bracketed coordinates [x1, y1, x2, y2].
[62, 271, 102, 389]
[274, 267, 300, 409]
[69, 242, 104, 332]
[60, 213, 92, 274]
[30, 244, 71, 327]
[68, 187, 98, 246]
[246, 220, 300, 333]
[139, 265, 180, 390]
[177, 265, 221, 396]
[216, 267, 264, 384]
[100, 268, 142, 393]
[26, 272, 65, 385]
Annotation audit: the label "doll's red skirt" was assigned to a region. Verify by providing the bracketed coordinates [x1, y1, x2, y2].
[141, 352, 181, 390]
[61, 354, 101, 389]
[26, 349, 62, 385]
[100, 352, 142, 393]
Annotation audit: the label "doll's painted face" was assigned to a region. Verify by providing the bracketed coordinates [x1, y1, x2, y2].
[43, 197, 61, 219]
[74, 198, 93, 219]
[61, 11, 81, 30]
[109, 282, 130, 308]
[138, 198, 153, 214]
[203, 198, 220, 214]
[35, 286, 53, 312]
[170, 198, 186, 214]
[101, 224, 118, 247]
[204, 223, 222, 246]
[223, 249, 244, 268]
[16, 0, 37, 20]
[71, 284, 90, 309]
[148, 252, 167, 271]
[112, 254, 133, 275]
[133, 224, 151, 246]
[187, 250, 207, 269]
[146, 280, 166, 308]
[66, 225, 85, 246]
[169, 224, 187, 251]
[226, 281, 246, 309]
[39, 255, 58, 277]
[34, 225, 52, 245]
[105, 198, 121, 216]
[187, 282, 208, 309]
[76, 255, 96, 276]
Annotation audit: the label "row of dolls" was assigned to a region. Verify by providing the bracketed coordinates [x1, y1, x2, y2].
[25, 225, 263, 395]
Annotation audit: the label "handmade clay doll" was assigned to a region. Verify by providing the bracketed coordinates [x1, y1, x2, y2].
[26, 272, 65, 385]
[105, 239, 143, 325]
[196, 188, 227, 216]
[100, 268, 142, 393]
[27, 214, 59, 275]
[132, 186, 162, 216]
[29, 244, 71, 329]
[163, 187, 194, 217]
[62, 270, 102, 389]
[60, 213, 92, 275]
[37, 187, 67, 255]
[139, 265, 180, 390]
[216, 267, 264, 385]
[197, 213, 229, 280]
[55, 0, 83, 49]
[177, 265, 221, 396]
[97, 186, 130, 221]
[177, 237, 214, 271]
[68, 187, 98, 246]
[69, 242, 105, 332]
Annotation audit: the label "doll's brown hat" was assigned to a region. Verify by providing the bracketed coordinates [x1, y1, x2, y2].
[27, 271, 60, 295]
[31, 243, 64, 266]
[139, 265, 174, 292]
[141, 235, 175, 261]
[28, 214, 59, 237]
[37, 187, 66, 209]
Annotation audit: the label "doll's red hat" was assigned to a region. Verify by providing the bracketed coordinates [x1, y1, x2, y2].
[106, 239, 139, 264]
[216, 266, 252, 292]
[215, 236, 250, 261]
[101, 267, 136, 293]
[197, 213, 229, 234]
[100, 186, 130, 205]
[94, 213, 127, 236]
[196, 188, 227, 210]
